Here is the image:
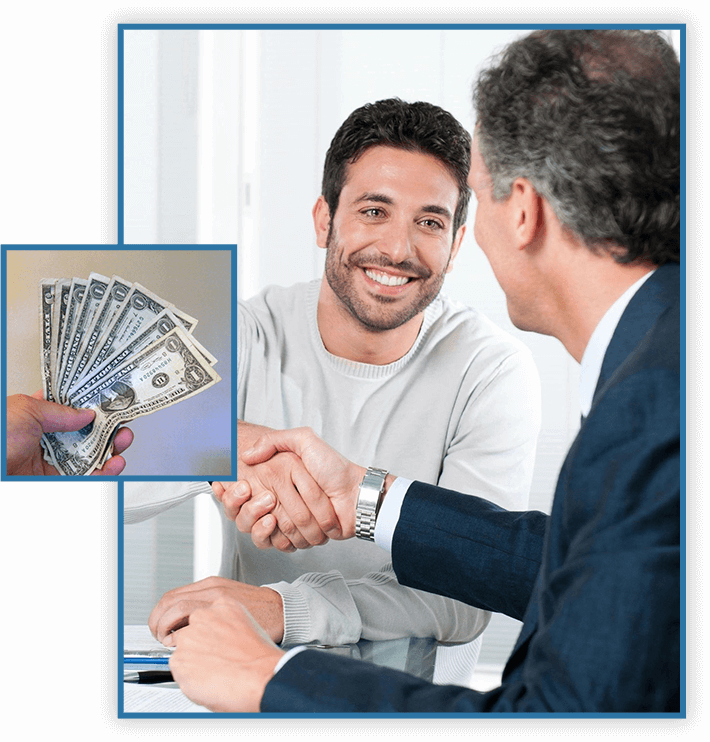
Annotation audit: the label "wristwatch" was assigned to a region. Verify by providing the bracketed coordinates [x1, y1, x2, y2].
[355, 466, 388, 541]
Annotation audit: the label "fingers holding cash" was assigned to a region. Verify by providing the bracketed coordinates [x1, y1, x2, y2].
[91, 425, 134, 476]
[5, 392, 133, 476]
[37, 275, 221, 475]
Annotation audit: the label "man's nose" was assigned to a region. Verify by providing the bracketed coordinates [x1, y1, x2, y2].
[377, 221, 415, 265]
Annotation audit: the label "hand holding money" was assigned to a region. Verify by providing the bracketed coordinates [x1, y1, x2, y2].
[37, 275, 221, 475]
[6, 392, 133, 476]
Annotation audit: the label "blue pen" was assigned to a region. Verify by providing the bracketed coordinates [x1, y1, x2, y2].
[124, 656, 170, 664]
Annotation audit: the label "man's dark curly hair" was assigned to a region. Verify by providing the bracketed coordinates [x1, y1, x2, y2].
[321, 98, 471, 235]
[475, 30, 680, 264]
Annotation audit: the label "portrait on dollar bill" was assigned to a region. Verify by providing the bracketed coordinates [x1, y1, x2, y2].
[4, 247, 232, 477]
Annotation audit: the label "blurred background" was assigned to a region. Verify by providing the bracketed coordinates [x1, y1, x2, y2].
[120, 26, 681, 689]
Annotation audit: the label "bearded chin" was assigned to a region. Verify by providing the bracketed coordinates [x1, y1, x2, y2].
[324, 230, 447, 332]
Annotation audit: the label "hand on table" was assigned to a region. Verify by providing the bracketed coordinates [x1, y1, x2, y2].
[5, 392, 133, 476]
[168, 594, 284, 713]
[149, 576, 286, 644]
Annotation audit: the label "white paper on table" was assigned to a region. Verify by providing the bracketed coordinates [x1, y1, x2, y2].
[123, 683, 211, 713]
[123, 624, 210, 713]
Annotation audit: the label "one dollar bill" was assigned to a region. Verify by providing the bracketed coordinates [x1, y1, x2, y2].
[38, 275, 221, 475]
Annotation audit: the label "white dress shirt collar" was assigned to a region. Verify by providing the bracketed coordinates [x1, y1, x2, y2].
[579, 270, 655, 417]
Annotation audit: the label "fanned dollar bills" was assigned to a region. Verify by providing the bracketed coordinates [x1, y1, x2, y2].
[39, 275, 222, 475]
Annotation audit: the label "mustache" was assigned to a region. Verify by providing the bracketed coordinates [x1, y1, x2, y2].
[347, 253, 432, 280]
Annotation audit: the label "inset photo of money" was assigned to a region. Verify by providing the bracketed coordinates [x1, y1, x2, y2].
[3, 247, 232, 478]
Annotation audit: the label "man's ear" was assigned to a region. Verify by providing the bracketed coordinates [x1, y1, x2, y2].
[445, 224, 466, 274]
[510, 178, 541, 250]
[312, 196, 331, 249]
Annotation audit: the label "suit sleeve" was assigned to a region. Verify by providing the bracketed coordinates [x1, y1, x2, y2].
[261, 487, 547, 712]
[392, 483, 547, 621]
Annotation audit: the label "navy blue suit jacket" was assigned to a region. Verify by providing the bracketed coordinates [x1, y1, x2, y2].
[262, 264, 681, 713]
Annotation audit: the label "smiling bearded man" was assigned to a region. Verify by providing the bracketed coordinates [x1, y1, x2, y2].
[322, 145, 459, 334]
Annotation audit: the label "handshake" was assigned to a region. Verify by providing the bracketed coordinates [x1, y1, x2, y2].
[218, 425, 395, 551]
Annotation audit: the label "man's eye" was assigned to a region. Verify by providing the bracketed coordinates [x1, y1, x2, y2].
[362, 208, 384, 218]
[420, 219, 444, 230]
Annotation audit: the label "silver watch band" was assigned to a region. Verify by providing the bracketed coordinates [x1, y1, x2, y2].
[355, 466, 388, 541]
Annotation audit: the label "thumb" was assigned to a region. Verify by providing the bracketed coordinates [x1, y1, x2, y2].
[34, 398, 96, 433]
[242, 428, 309, 465]
[241, 438, 280, 466]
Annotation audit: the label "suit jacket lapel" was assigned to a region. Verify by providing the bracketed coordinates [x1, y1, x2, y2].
[593, 263, 680, 404]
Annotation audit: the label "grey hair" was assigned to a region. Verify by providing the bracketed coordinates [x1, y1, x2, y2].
[475, 30, 680, 265]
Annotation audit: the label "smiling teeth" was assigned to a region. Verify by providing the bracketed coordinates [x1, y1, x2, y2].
[365, 270, 410, 287]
